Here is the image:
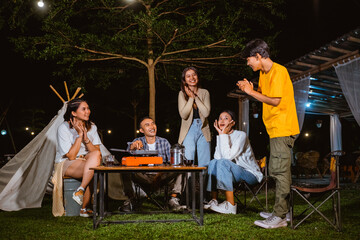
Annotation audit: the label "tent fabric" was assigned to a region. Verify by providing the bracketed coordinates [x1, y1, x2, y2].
[293, 76, 310, 131]
[0, 103, 124, 212]
[334, 57, 360, 126]
[0, 104, 67, 211]
[330, 114, 342, 152]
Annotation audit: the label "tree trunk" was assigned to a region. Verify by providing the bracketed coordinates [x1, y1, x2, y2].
[148, 63, 156, 121]
[131, 99, 139, 138]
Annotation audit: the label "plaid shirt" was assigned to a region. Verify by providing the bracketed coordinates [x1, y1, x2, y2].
[127, 136, 171, 163]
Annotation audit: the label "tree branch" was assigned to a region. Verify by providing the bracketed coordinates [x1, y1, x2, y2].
[159, 53, 241, 64]
[162, 39, 226, 56]
[74, 45, 147, 66]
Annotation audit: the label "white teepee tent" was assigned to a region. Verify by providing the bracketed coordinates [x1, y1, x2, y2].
[0, 83, 124, 212]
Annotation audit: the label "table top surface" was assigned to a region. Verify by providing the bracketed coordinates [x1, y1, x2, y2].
[91, 165, 207, 171]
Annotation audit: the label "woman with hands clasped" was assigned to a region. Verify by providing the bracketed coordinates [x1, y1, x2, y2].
[205, 110, 263, 214]
[178, 66, 211, 167]
[54, 98, 101, 217]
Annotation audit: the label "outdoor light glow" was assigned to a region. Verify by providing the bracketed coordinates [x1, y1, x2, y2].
[136, 130, 140, 134]
[259, 132, 262, 135]
[165, 128, 170, 133]
[37, 0, 44, 8]
[306, 103, 311, 107]
[25, 127, 29, 131]
[107, 130, 112, 134]
[1, 130, 7, 136]
[31, 132, 35, 135]
[305, 133, 309, 137]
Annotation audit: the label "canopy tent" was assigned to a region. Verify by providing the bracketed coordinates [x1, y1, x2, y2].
[227, 27, 360, 152]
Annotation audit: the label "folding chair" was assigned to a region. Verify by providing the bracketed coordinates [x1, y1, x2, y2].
[290, 150, 344, 231]
[235, 157, 269, 212]
[134, 183, 169, 210]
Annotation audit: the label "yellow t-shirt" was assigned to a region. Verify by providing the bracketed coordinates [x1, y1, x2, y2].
[258, 62, 300, 138]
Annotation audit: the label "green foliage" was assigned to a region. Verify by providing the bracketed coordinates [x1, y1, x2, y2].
[2, 0, 284, 88]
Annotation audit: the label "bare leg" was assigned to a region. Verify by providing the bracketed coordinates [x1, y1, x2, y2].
[83, 186, 91, 208]
[211, 191, 218, 200]
[81, 150, 101, 189]
[225, 191, 235, 205]
[65, 150, 101, 208]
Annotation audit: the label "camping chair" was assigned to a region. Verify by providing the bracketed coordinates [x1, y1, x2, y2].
[134, 183, 169, 211]
[235, 157, 269, 212]
[290, 150, 344, 231]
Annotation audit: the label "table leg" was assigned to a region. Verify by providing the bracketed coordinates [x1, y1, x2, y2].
[185, 173, 189, 209]
[99, 172, 105, 219]
[191, 172, 196, 217]
[105, 172, 108, 212]
[199, 171, 204, 226]
[93, 171, 98, 229]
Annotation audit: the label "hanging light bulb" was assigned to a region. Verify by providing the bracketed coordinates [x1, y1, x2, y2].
[37, 0, 44, 8]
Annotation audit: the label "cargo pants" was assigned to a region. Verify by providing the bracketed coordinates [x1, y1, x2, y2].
[269, 135, 296, 219]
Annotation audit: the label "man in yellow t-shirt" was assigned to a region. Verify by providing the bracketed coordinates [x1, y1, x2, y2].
[237, 39, 299, 229]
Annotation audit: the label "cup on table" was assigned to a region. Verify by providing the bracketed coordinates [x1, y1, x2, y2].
[184, 158, 194, 166]
[105, 155, 115, 167]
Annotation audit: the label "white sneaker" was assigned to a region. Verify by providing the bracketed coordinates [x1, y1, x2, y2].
[79, 208, 93, 218]
[254, 215, 288, 229]
[210, 201, 237, 214]
[168, 197, 186, 212]
[260, 211, 290, 222]
[72, 188, 84, 206]
[204, 199, 218, 210]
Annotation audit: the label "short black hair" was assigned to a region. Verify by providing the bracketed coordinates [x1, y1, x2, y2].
[138, 116, 154, 129]
[241, 39, 270, 59]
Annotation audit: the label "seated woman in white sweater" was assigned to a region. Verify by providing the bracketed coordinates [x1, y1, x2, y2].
[205, 110, 263, 214]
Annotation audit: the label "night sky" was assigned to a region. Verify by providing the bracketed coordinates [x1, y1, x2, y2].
[1, 0, 359, 160]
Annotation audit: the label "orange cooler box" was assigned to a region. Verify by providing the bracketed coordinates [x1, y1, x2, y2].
[121, 156, 163, 166]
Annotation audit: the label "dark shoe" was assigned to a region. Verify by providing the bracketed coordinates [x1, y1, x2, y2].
[119, 199, 133, 212]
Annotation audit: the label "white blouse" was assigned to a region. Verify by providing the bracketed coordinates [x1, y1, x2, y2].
[214, 130, 263, 183]
[55, 121, 101, 163]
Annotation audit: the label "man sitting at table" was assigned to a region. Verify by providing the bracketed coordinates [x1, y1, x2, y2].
[120, 116, 185, 212]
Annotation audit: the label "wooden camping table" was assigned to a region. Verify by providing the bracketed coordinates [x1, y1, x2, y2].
[91, 165, 207, 229]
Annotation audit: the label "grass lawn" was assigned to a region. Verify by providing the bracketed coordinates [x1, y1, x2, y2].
[1, 187, 360, 240]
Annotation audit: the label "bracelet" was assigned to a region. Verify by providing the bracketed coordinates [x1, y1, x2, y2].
[84, 139, 90, 144]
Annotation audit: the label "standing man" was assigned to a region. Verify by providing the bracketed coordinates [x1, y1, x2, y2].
[120, 117, 185, 212]
[237, 39, 299, 229]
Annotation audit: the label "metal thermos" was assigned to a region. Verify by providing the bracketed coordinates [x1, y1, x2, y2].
[170, 144, 185, 165]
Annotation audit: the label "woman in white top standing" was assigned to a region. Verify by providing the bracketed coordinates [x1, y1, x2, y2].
[205, 110, 263, 214]
[55, 98, 101, 217]
[178, 67, 211, 167]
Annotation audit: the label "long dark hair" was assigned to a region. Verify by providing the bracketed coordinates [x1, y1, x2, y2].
[181, 66, 200, 101]
[64, 98, 92, 131]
